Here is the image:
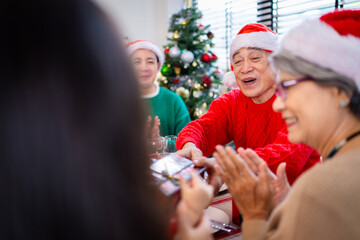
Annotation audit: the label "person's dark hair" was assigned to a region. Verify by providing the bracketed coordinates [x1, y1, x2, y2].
[0, 1, 167, 239]
[270, 49, 360, 118]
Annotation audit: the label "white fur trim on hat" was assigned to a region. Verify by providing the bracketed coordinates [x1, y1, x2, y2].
[229, 31, 278, 64]
[281, 18, 360, 91]
[222, 71, 239, 89]
[127, 41, 164, 66]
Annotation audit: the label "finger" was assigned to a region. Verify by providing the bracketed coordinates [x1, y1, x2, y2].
[276, 162, 290, 188]
[213, 164, 226, 181]
[243, 148, 276, 180]
[243, 148, 265, 168]
[238, 147, 258, 174]
[214, 145, 237, 179]
[194, 157, 215, 168]
[176, 148, 192, 159]
[258, 162, 272, 203]
[191, 149, 204, 161]
[225, 146, 248, 178]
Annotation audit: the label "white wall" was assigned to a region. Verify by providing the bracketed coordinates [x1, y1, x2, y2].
[95, 0, 183, 48]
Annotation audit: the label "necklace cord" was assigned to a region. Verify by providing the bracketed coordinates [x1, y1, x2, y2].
[326, 130, 360, 159]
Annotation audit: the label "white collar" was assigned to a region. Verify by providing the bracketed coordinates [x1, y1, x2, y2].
[142, 84, 160, 99]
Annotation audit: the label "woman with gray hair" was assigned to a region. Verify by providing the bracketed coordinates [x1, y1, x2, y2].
[213, 9, 360, 239]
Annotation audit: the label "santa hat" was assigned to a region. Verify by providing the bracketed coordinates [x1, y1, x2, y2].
[278, 9, 360, 91]
[223, 23, 278, 89]
[127, 40, 164, 66]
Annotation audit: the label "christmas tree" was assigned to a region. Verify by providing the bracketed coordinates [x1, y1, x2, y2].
[158, 0, 224, 120]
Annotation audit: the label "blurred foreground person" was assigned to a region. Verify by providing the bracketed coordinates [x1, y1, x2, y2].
[214, 9, 360, 239]
[0, 1, 212, 239]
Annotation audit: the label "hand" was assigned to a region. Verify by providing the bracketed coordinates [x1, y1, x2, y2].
[174, 201, 213, 240]
[193, 157, 223, 195]
[145, 116, 161, 139]
[213, 145, 273, 221]
[179, 170, 214, 226]
[237, 148, 291, 206]
[176, 142, 203, 161]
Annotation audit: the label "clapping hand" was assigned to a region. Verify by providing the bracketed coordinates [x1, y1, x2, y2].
[213, 146, 273, 221]
[237, 148, 291, 207]
[145, 116, 161, 139]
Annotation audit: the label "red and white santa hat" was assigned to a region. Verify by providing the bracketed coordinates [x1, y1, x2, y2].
[278, 9, 360, 91]
[223, 23, 278, 89]
[127, 40, 164, 66]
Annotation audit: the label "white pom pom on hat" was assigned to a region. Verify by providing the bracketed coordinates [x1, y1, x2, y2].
[222, 23, 278, 89]
[127, 40, 165, 66]
[278, 9, 360, 91]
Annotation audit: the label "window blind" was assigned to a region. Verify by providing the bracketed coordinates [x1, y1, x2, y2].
[198, 0, 360, 70]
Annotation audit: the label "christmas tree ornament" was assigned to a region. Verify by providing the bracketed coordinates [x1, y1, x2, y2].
[181, 50, 194, 63]
[194, 108, 201, 118]
[194, 83, 202, 91]
[174, 66, 181, 75]
[182, 20, 187, 25]
[202, 75, 212, 88]
[215, 69, 224, 79]
[176, 87, 190, 99]
[169, 45, 181, 58]
[193, 91, 202, 98]
[160, 64, 173, 76]
[198, 24, 205, 31]
[211, 53, 217, 61]
[164, 47, 169, 55]
[201, 53, 212, 63]
[192, 61, 198, 67]
[187, 79, 192, 84]
[174, 78, 179, 83]
[207, 31, 214, 39]
[209, 91, 214, 97]
[173, 32, 180, 40]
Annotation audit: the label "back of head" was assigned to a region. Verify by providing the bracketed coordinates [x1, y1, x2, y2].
[270, 9, 360, 118]
[0, 0, 166, 239]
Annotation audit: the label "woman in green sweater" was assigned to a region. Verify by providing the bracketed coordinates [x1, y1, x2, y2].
[128, 40, 191, 137]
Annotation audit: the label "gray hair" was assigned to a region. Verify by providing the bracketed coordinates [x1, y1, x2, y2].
[270, 49, 360, 118]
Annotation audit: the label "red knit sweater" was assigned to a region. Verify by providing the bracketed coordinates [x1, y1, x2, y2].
[177, 90, 320, 224]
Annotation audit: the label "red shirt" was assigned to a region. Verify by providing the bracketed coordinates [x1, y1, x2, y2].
[176, 90, 320, 224]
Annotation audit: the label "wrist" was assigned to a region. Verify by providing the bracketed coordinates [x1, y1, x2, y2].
[242, 211, 268, 221]
[182, 142, 197, 149]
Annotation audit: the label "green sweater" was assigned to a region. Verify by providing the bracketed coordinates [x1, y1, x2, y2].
[144, 87, 190, 136]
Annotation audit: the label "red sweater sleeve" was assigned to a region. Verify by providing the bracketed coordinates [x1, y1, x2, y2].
[254, 127, 320, 185]
[176, 92, 234, 157]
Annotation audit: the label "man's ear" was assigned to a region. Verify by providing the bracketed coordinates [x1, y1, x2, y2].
[157, 62, 161, 71]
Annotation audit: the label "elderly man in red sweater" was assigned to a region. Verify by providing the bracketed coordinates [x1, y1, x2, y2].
[176, 23, 320, 225]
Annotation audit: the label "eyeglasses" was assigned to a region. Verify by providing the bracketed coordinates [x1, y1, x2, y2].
[275, 78, 313, 99]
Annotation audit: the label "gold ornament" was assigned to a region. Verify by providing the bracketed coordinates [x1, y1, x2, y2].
[194, 83, 201, 90]
[173, 32, 180, 39]
[174, 67, 181, 75]
[182, 20, 187, 25]
[202, 103, 207, 108]
[175, 87, 190, 99]
[192, 61, 198, 67]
